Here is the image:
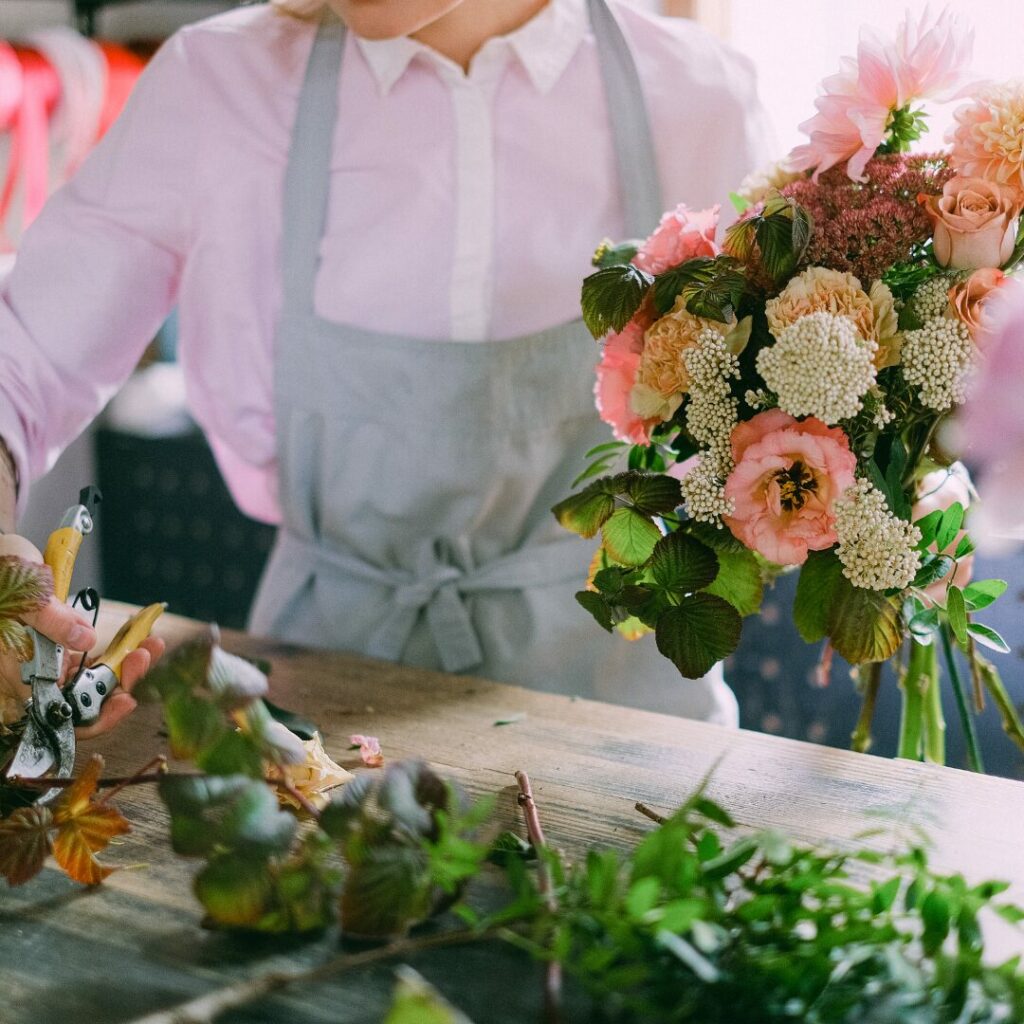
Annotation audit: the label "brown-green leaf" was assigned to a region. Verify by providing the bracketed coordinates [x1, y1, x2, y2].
[0, 804, 53, 886]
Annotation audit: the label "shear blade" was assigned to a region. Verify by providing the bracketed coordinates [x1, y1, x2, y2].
[5, 719, 57, 780]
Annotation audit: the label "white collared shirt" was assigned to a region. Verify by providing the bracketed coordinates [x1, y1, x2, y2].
[0, 0, 772, 521]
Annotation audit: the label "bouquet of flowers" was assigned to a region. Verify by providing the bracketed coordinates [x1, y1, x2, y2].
[554, 9, 1024, 769]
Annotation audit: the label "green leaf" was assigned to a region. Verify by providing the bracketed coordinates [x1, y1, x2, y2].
[909, 606, 939, 643]
[729, 191, 752, 215]
[914, 509, 943, 550]
[655, 930, 721, 983]
[581, 264, 652, 339]
[828, 577, 903, 664]
[195, 728, 265, 778]
[591, 239, 640, 270]
[921, 889, 951, 954]
[793, 550, 844, 644]
[872, 877, 901, 914]
[206, 645, 270, 705]
[0, 618, 35, 661]
[955, 535, 975, 559]
[625, 474, 683, 517]
[626, 876, 661, 920]
[883, 438, 911, 521]
[159, 774, 297, 859]
[693, 797, 735, 829]
[935, 503, 965, 554]
[603, 507, 662, 566]
[946, 586, 968, 646]
[342, 844, 432, 940]
[753, 195, 813, 283]
[912, 554, 954, 590]
[966, 622, 1010, 654]
[194, 854, 274, 928]
[655, 593, 742, 679]
[163, 693, 226, 761]
[0, 555, 54, 619]
[552, 484, 616, 540]
[262, 698, 320, 742]
[962, 579, 1007, 611]
[384, 967, 477, 1024]
[652, 255, 747, 323]
[575, 590, 612, 634]
[648, 532, 719, 594]
[704, 546, 763, 617]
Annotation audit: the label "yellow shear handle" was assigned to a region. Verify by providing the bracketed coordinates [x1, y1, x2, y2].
[43, 527, 84, 605]
[98, 603, 166, 681]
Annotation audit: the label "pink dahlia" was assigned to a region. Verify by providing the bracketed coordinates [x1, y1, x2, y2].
[787, 9, 974, 182]
[949, 81, 1024, 199]
[633, 204, 719, 276]
[723, 410, 857, 566]
[594, 314, 658, 446]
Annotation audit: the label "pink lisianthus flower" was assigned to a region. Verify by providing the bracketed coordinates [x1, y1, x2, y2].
[633, 204, 719, 276]
[723, 410, 857, 566]
[912, 463, 974, 604]
[594, 314, 659, 445]
[787, 9, 973, 182]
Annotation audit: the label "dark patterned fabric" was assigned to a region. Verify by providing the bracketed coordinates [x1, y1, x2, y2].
[727, 556, 1024, 780]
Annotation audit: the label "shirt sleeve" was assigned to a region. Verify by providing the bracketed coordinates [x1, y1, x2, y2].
[0, 30, 199, 519]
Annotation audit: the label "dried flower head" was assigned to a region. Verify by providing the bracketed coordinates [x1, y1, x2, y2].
[757, 312, 877, 425]
[901, 314, 976, 410]
[834, 479, 922, 591]
[781, 153, 954, 283]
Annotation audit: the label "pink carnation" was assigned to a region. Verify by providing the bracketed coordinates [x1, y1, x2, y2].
[723, 410, 857, 566]
[787, 9, 973, 182]
[633, 204, 719, 276]
[594, 314, 658, 446]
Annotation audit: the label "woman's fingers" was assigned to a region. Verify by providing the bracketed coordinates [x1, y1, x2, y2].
[22, 597, 97, 653]
[119, 637, 165, 693]
[76, 691, 138, 741]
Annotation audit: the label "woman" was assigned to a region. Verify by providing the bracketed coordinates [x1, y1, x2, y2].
[0, 0, 770, 734]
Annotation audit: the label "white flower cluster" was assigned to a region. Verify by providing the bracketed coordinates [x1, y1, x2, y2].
[679, 327, 740, 523]
[901, 315, 975, 411]
[909, 274, 956, 321]
[834, 479, 922, 591]
[756, 311, 877, 424]
[680, 458, 735, 524]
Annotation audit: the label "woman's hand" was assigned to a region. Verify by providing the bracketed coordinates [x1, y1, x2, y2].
[0, 534, 165, 737]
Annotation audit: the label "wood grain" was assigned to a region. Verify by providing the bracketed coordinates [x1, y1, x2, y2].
[3, 601, 1024, 1023]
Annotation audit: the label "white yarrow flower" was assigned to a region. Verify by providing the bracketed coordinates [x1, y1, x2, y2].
[901, 315, 975, 411]
[757, 312, 877, 425]
[834, 480, 922, 591]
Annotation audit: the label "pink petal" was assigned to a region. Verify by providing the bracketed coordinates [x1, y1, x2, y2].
[349, 733, 384, 768]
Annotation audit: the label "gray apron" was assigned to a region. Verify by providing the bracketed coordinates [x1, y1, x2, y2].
[249, 0, 737, 725]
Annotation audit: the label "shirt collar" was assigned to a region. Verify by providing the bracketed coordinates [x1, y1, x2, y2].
[354, 0, 587, 96]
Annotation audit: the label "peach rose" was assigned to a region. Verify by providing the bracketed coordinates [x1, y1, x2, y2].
[633, 204, 719, 276]
[920, 176, 1022, 271]
[723, 410, 857, 566]
[594, 315, 659, 446]
[947, 268, 1015, 340]
[912, 463, 974, 603]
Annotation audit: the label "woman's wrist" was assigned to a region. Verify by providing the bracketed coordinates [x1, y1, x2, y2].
[0, 436, 18, 533]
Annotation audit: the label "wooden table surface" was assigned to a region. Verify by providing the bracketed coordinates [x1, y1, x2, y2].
[4, 602, 1024, 1023]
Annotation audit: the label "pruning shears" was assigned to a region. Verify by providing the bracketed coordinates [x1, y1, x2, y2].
[4, 487, 165, 803]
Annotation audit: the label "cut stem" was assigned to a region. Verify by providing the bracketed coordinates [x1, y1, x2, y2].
[922, 643, 946, 765]
[898, 642, 926, 761]
[851, 662, 883, 754]
[940, 624, 984, 774]
[635, 801, 668, 825]
[975, 651, 1024, 754]
[515, 770, 562, 1024]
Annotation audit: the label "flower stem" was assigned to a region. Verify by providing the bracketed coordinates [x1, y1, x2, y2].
[635, 801, 668, 825]
[898, 643, 926, 761]
[851, 662, 883, 754]
[515, 770, 562, 1024]
[940, 624, 984, 773]
[974, 651, 1024, 754]
[922, 643, 946, 765]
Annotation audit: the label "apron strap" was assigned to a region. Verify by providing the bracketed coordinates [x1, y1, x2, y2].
[281, 14, 345, 316]
[280, 2, 662, 317]
[586, 0, 663, 238]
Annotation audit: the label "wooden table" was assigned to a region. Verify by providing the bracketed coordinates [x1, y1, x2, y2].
[4, 602, 1024, 1023]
